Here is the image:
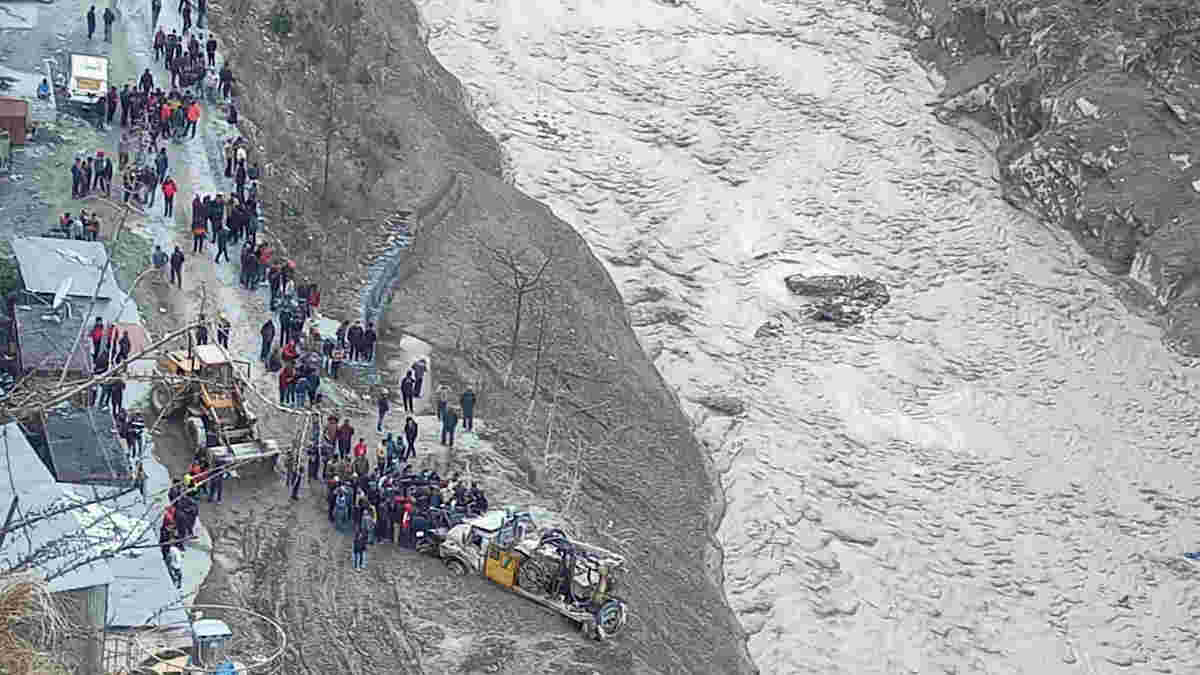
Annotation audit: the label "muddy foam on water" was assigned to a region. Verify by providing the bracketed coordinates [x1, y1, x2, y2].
[414, 0, 1200, 672]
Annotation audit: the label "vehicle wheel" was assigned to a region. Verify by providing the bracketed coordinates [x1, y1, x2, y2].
[593, 599, 627, 640]
[150, 383, 174, 413]
[445, 559, 468, 577]
[516, 556, 554, 595]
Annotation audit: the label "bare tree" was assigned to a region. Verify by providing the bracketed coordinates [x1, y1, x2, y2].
[529, 291, 552, 402]
[481, 239, 554, 366]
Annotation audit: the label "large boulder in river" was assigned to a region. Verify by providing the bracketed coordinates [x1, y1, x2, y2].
[785, 274, 890, 326]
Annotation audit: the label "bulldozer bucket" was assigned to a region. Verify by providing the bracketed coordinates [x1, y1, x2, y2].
[209, 438, 282, 474]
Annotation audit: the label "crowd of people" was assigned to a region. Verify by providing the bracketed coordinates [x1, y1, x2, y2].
[73, 2, 495, 585]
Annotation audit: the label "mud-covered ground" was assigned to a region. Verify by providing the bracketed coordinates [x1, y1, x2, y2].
[886, 0, 1200, 352]
[0, 0, 754, 671]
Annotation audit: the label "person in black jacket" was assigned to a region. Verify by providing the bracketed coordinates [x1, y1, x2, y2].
[403, 416, 418, 460]
[259, 318, 274, 362]
[109, 378, 125, 417]
[376, 390, 389, 432]
[86, 6, 96, 39]
[195, 314, 209, 345]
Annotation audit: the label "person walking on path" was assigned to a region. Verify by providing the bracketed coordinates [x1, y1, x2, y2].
[352, 525, 368, 569]
[156, 148, 169, 185]
[109, 378, 124, 418]
[186, 100, 200, 138]
[259, 318, 275, 362]
[278, 365, 294, 406]
[347, 321, 364, 362]
[460, 386, 476, 432]
[336, 419, 353, 457]
[441, 407, 459, 448]
[435, 383, 450, 423]
[376, 390, 389, 433]
[205, 33, 217, 66]
[192, 215, 207, 254]
[412, 358, 427, 397]
[162, 176, 177, 217]
[208, 458, 225, 503]
[400, 371, 415, 413]
[102, 6, 115, 41]
[181, 0, 191, 33]
[152, 245, 168, 281]
[216, 313, 231, 349]
[214, 222, 230, 263]
[195, 314, 209, 345]
[363, 323, 377, 363]
[169, 245, 185, 288]
[86, 6, 96, 40]
[403, 416, 418, 460]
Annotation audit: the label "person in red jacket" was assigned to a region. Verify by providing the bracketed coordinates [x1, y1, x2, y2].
[89, 317, 104, 362]
[281, 339, 298, 363]
[162, 176, 177, 217]
[352, 437, 367, 458]
[278, 365, 294, 406]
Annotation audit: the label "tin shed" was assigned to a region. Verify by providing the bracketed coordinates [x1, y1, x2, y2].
[0, 97, 31, 146]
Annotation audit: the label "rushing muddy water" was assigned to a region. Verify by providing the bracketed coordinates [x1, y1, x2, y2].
[414, 1, 1200, 672]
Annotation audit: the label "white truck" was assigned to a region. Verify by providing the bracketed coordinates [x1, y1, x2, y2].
[67, 54, 108, 107]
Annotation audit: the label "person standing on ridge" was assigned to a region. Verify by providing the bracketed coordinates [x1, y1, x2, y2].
[169, 245, 185, 288]
[376, 389, 389, 433]
[259, 318, 275, 362]
[86, 6, 96, 40]
[460, 386, 476, 432]
[400, 371, 415, 413]
[102, 5, 115, 42]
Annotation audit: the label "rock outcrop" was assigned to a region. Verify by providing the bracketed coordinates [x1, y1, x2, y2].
[890, 0, 1200, 352]
[784, 274, 891, 326]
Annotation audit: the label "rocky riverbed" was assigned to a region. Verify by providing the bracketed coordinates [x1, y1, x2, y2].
[891, 0, 1200, 353]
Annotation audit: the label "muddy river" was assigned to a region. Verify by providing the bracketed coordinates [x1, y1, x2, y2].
[413, 0, 1200, 672]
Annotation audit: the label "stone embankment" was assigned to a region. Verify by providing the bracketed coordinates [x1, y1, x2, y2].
[889, 0, 1200, 351]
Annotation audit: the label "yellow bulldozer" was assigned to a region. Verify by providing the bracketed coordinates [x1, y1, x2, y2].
[149, 344, 279, 468]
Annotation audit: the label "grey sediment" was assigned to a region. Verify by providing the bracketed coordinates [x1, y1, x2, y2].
[884, 0, 1200, 352]
[208, 0, 759, 671]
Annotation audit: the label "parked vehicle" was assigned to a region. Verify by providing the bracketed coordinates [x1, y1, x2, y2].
[67, 54, 107, 107]
[437, 509, 629, 640]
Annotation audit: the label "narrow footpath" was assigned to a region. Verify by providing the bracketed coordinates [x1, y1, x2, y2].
[85, 3, 567, 672]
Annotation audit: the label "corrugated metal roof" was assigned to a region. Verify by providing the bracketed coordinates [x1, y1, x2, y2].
[11, 237, 119, 299]
[0, 422, 115, 593]
[39, 405, 130, 486]
[15, 301, 112, 374]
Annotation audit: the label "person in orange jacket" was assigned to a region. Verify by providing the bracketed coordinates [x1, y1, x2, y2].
[185, 100, 200, 138]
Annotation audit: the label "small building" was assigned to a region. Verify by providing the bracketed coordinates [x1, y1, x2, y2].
[0, 422, 112, 675]
[23, 404, 131, 486]
[9, 236, 139, 377]
[0, 96, 32, 146]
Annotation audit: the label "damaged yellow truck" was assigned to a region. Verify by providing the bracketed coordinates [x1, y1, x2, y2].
[432, 509, 629, 640]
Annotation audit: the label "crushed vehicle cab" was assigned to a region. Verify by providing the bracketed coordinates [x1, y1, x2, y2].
[437, 509, 629, 640]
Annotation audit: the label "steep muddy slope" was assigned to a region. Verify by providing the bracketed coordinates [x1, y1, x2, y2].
[208, 0, 755, 672]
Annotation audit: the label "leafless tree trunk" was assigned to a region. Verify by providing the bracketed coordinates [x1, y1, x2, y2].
[530, 296, 550, 401]
[321, 81, 337, 206]
[480, 240, 553, 366]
